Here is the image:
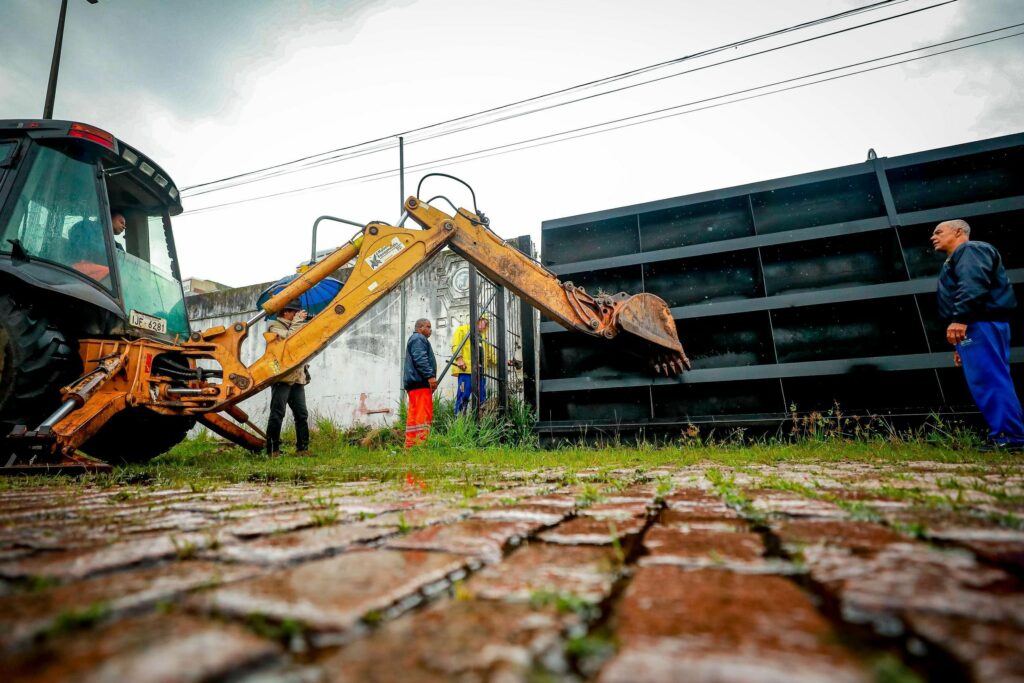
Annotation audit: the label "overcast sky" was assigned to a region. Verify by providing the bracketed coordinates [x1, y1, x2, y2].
[2, 0, 1022, 286]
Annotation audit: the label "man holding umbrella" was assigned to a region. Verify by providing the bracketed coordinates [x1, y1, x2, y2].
[265, 301, 312, 456]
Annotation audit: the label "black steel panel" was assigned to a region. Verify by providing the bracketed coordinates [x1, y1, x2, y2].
[542, 215, 638, 267]
[638, 196, 754, 252]
[760, 231, 906, 297]
[750, 173, 885, 234]
[782, 369, 944, 414]
[653, 379, 783, 420]
[771, 296, 928, 364]
[886, 147, 1024, 214]
[643, 250, 763, 308]
[539, 386, 651, 422]
[678, 311, 773, 370]
[541, 330, 648, 383]
[562, 264, 644, 298]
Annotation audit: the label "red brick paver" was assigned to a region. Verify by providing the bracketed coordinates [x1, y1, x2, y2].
[2, 461, 1023, 681]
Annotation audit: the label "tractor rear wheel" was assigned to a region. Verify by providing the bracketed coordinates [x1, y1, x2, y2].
[0, 293, 82, 454]
[79, 407, 196, 465]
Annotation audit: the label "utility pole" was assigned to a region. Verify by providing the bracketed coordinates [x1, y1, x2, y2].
[43, 0, 98, 119]
[398, 136, 405, 212]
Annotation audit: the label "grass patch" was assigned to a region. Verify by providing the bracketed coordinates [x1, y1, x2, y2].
[2, 419, 1020, 495]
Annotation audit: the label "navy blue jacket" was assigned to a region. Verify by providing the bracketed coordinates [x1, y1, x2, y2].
[936, 241, 1016, 324]
[403, 332, 437, 391]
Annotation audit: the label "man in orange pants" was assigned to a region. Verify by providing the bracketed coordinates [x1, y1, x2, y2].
[403, 318, 438, 448]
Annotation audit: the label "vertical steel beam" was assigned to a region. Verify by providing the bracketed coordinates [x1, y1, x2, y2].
[747, 194, 788, 414]
[495, 285, 508, 410]
[875, 157, 947, 403]
[468, 263, 481, 420]
[512, 235, 539, 409]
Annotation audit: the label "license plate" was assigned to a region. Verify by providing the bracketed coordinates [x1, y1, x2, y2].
[129, 309, 167, 334]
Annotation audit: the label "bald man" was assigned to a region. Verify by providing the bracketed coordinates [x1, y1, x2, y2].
[932, 219, 1023, 451]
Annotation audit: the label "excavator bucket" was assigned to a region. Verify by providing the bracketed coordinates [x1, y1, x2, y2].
[614, 293, 691, 376]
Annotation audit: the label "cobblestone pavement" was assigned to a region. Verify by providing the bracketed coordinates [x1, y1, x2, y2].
[1, 460, 1023, 682]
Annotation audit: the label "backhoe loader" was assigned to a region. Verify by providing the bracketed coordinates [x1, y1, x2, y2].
[0, 120, 688, 470]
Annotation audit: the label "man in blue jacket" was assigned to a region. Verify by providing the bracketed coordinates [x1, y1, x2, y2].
[404, 318, 438, 447]
[932, 219, 1023, 451]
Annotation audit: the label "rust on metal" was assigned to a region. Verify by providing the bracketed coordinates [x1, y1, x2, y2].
[198, 413, 264, 451]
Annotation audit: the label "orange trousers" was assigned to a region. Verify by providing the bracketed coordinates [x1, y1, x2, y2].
[405, 388, 433, 448]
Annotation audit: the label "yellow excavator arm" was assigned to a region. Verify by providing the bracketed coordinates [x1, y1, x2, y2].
[9, 195, 688, 462]
[250, 197, 688, 391]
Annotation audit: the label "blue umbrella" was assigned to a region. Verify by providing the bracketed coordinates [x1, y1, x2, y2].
[256, 272, 344, 320]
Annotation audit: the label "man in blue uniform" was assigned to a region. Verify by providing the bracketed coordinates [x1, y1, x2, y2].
[931, 219, 1023, 451]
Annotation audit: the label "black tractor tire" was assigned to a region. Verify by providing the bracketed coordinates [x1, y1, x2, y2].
[79, 407, 196, 465]
[0, 294, 82, 452]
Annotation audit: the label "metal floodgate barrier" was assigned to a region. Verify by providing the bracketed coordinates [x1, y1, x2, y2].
[538, 133, 1024, 436]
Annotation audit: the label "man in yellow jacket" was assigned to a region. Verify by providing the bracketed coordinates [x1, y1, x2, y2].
[452, 315, 496, 414]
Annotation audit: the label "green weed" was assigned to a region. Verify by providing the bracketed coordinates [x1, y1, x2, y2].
[170, 536, 199, 560]
[576, 484, 604, 509]
[45, 603, 111, 637]
[891, 521, 929, 540]
[244, 612, 308, 642]
[872, 653, 925, 683]
[529, 590, 593, 617]
[310, 510, 339, 527]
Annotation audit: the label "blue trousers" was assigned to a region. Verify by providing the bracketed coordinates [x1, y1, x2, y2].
[454, 373, 486, 414]
[958, 321, 1024, 445]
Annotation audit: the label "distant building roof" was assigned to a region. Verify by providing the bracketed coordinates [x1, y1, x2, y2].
[183, 276, 229, 295]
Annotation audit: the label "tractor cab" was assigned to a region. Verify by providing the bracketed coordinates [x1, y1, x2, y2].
[0, 120, 189, 341]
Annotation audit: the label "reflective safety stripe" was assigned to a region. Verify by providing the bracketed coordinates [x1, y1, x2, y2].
[405, 387, 434, 448]
[405, 423, 431, 432]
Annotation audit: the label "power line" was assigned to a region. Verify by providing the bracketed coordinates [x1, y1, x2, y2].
[185, 0, 951, 200]
[397, 1, 953, 149]
[180, 0, 920, 194]
[398, 29, 1024, 181]
[180, 25, 1022, 216]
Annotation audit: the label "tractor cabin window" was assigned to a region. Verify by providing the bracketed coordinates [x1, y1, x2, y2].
[105, 173, 189, 339]
[0, 143, 113, 284]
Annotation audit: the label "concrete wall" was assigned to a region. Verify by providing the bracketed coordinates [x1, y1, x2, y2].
[185, 249, 523, 435]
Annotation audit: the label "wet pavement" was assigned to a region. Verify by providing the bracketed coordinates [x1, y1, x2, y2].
[1, 459, 1023, 682]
